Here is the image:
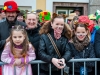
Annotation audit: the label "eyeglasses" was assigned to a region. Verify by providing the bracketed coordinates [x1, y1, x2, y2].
[27, 11, 36, 14]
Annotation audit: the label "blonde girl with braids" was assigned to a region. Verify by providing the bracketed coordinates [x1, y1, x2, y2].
[1, 25, 36, 75]
[38, 13, 72, 75]
[69, 22, 95, 75]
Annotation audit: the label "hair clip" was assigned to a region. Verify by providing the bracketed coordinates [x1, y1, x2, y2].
[22, 26, 24, 29]
[12, 26, 14, 28]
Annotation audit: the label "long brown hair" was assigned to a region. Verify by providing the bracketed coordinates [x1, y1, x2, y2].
[10, 25, 29, 56]
[73, 23, 90, 51]
[39, 15, 72, 40]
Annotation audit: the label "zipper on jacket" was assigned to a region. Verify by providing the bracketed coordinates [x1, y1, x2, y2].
[83, 50, 85, 58]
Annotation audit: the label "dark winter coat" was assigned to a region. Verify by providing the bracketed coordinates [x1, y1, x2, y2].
[38, 31, 71, 71]
[94, 28, 100, 58]
[26, 25, 40, 60]
[69, 43, 95, 72]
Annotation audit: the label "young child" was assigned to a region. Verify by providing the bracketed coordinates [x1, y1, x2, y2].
[1, 25, 36, 75]
[69, 23, 95, 75]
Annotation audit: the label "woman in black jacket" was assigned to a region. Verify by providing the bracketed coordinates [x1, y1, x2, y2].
[38, 13, 72, 75]
[69, 22, 95, 75]
[25, 13, 41, 75]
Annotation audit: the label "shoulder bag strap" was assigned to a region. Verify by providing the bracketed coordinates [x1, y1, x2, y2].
[47, 33, 61, 58]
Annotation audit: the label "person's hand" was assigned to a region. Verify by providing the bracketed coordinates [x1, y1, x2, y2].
[52, 58, 61, 69]
[18, 64, 25, 68]
[13, 58, 21, 66]
[58, 58, 66, 69]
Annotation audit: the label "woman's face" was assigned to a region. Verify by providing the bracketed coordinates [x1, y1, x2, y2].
[25, 14, 38, 29]
[75, 27, 88, 41]
[51, 18, 64, 33]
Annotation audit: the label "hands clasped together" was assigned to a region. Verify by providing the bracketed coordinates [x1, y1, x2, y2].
[52, 58, 66, 69]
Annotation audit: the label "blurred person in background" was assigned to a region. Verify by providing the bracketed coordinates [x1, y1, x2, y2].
[36, 9, 43, 24]
[0, 8, 6, 23]
[73, 7, 81, 16]
[17, 12, 25, 22]
[66, 13, 77, 26]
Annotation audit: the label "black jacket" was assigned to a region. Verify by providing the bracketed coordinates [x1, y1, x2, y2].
[0, 19, 26, 60]
[38, 31, 71, 71]
[26, 25, 40, 60]
[94, 28, 100, 58]
[69, 43, 95, 72]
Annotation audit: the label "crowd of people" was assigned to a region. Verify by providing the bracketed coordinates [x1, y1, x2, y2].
[0, 0, 100, 75]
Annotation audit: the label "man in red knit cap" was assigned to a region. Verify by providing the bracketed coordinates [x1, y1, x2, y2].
[0, 0, 26, 74]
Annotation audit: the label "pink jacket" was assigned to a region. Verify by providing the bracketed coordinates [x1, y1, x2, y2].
[1, 42, 36, 75]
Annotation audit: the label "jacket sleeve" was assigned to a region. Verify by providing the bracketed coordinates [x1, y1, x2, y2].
[94, 29, 100, 58]
[1, 42, 14, 64]
[38, 35, 53, 63]
[24, 44, 36, 64]
[62, 41, 71, 62]
[86, 44, 95, 67]
[0, 31, 6, 49]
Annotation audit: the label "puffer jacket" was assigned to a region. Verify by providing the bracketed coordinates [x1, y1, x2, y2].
[69, 43, 95, 72]
[38, 31, 71, 71]
[26, 25, 40, 60]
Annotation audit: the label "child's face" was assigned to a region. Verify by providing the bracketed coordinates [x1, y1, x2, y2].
[75, 27, 88, 41]
[51, 18, 64, 33]
[12, 31, 25, 45]
[17, 16, 24, 22]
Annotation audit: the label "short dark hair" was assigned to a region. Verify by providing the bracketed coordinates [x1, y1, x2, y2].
[36, 9, 43, 13]
[73, 7, 80, 12]
[17, 12, 24, 16]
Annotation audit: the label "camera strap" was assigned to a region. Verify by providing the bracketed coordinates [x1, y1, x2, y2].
[47, 33, 61, 58]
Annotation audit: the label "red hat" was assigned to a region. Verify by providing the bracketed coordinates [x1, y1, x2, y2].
[3, 0, 20, 12]
[78, 16, 90, 24]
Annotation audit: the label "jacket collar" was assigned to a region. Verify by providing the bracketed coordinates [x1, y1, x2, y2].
[26, 24, 40, 34]
[6, 18, 17, 28]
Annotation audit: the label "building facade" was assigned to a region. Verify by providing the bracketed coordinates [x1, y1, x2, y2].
[0, 0, 100, 15]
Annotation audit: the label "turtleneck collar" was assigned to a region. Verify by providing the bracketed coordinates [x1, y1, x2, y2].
[14, 44, 23, 49]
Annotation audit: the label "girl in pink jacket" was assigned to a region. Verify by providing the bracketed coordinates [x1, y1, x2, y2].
[1, 25, 36, 75]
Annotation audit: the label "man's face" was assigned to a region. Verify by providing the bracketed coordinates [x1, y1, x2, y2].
[5, 11, 17, 22]
[74, 10, 80, 16]
[1, 12, 6, 19]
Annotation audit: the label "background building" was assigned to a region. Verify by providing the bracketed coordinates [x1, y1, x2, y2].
[0, 0, 100, 15]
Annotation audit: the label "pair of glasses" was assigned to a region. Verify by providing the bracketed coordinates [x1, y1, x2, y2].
[27, 11, 36, 14]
